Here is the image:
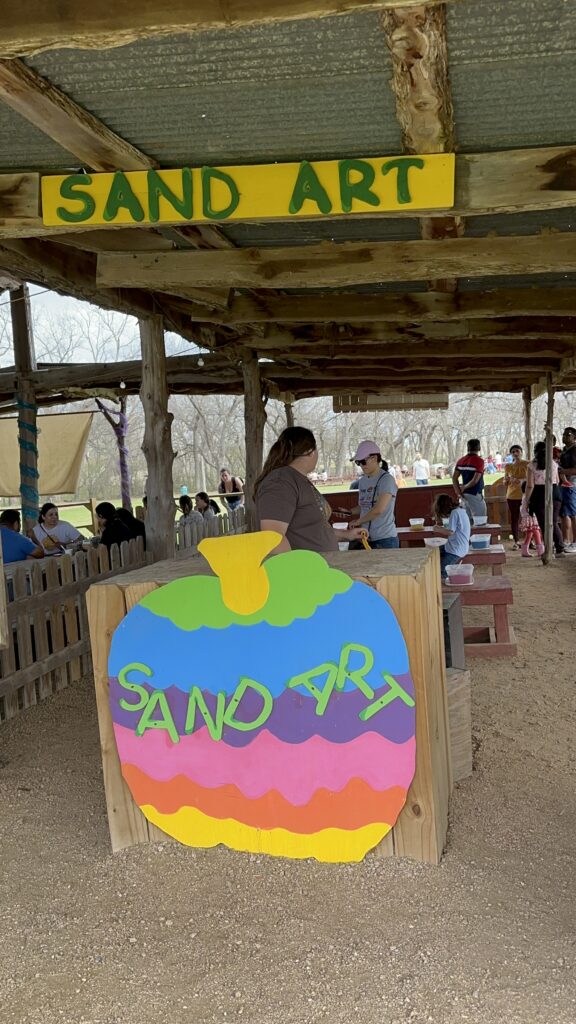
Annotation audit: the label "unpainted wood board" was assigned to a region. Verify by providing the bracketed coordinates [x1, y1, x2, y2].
[60, 554, 81, 682]
[0, 1, 458, 58]
[86, 583, 150, 852]
[97, 235, 576, 290]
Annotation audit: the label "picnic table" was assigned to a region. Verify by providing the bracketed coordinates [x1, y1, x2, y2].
[397, 524, 502, 548]
[463, 543, 506, 576]
[441, 575, 517, 658]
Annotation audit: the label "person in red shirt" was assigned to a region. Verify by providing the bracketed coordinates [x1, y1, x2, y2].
[452, 438, 487, 522]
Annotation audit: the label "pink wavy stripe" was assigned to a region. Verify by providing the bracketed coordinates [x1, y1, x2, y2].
[114, 724, 416, 805]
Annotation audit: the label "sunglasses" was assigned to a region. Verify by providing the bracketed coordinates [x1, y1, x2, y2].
[355, 456, 376, 466]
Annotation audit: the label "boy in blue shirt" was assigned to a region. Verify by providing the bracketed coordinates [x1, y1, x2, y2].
[0, 510, 43, 562]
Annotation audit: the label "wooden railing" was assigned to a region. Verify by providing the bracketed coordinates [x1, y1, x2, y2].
[173, 507, 247, 553]
[0, 537, 146, 725]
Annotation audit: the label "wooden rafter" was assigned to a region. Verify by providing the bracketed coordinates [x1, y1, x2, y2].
[381, 4, 462, 292]
[193, 288, 576, 325]
[0, 58, 231, 252]
[0, 1, 462, 58]
[96, 234, 576, 291]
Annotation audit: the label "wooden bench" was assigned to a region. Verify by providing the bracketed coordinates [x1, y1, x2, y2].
[442, 575, 517, 658]
[463, 544, 506, 576]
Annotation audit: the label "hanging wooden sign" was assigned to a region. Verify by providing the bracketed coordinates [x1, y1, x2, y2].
[41, 153, 455, 227]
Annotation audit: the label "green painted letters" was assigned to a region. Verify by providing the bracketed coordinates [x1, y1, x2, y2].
[336, 643, 375, 699]
[201, 167, 240, 220]
[287, 663, 339, 717]
[338, 160, 379, 213]
[56, 174, 96, 223]
[223, 678, 274, 732]
[381, 157, 425, 205]
[289, 161, 332, 215]
[185, 686, 226, 741]
[103, 171, 145, 222]
[148, 168, 193, 222]
[118, 662, 153, 711]
[136, 690, 179, 743]
[359, 671, 415, 722]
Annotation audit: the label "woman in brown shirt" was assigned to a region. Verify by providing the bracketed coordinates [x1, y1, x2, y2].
[255, 427, 363, 554]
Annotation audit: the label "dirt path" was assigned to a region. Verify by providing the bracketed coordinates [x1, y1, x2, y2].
[1, 557, 575, 1024]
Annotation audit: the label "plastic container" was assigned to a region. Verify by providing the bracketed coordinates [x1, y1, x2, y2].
[442, 518, 450, 527]
[470, 534, 490, 549]
[333, 522, 349, 531]
[445, 563, 474, 585]
[424, 537, 447, 547]
[409, 518, 425, 530]
[473, 515, 488, 526]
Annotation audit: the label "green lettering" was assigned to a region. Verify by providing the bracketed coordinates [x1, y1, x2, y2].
[185, 686, 226, 741]
[118, 662, 153, 711]
[336, 643, 375, 699]
[103, 171, 145, 222]
[338, 159, 379, 213]
[136, 690, 179, 743]
[147, 168, 193, 223]
[201, 166, 240, 220]
[288, 161, 332, 215]
[223, 678, 273, 732]
[56, 174, 96, 223]
[359, 671, 415, 722]
[381, 157, 425, 205]
[287, 663, 338, 717]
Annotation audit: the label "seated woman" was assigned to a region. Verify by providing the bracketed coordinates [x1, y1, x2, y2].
[95, 502, 131, 550]
[431, 493, 471, 578]
[195, 492, 220, 517]
[255, 426, 363, 554]
[32, 502, 83, 556]
[178, 495, 203, 526]
[115, 506, 146, 548]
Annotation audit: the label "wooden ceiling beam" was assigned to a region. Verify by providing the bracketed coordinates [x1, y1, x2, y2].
[0, 2, 461, 58]
[97, 234, 576, 290]
[203, 288, 576, 325]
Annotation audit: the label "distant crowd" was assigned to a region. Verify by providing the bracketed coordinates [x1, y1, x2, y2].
[0, 467, 246, 567]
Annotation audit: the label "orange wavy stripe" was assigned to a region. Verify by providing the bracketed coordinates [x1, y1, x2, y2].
[122, 764, 407, 833]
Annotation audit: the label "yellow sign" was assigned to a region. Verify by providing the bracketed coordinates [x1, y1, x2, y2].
[41, 154, 455, 227]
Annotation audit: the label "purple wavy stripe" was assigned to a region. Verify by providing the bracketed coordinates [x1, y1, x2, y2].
[110, 673, 415, 746]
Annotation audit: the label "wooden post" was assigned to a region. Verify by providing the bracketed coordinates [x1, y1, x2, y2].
[139, 315, 175, 561]
[10, 284, 39, 532]
[543, 375, 555, 565]
[522, 386, 532, 458]
[242, 349, 267, 523]
[284, 402, 295, 428]
[0, 529, 7, 650]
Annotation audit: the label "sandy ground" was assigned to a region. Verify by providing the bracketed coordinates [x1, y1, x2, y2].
[1, 556, 575, 1024]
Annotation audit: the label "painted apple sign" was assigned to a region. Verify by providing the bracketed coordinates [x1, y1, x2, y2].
[108, 532, 416, 863]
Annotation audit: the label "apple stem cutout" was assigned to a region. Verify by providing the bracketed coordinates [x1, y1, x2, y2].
[198, 531, 282, 616]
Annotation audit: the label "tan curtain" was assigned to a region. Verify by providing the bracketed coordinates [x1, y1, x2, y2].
[0, 412, 93, 496]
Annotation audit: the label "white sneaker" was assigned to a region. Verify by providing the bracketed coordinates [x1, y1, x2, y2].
[565, 544, 576, 553]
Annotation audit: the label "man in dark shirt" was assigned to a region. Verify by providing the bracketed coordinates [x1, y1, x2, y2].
[559, 427, 576, 550]
[452, 439, 487, 521]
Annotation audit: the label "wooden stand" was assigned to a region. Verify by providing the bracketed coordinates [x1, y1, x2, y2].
[87, 546, 452, 864]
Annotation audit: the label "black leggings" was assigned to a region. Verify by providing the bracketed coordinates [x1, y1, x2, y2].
[529, 485, 564, 553]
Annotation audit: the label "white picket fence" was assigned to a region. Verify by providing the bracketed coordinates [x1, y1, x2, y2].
[173, 507, 247, 554]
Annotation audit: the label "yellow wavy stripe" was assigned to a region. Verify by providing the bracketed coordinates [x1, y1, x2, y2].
[141, 804, 391, 863]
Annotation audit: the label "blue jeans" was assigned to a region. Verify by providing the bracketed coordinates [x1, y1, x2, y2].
[440, 550, 462, 578]
[416, 478, 428, 486]
[370, 537, 400, 549]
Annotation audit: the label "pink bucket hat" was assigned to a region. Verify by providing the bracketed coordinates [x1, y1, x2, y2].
[351, 440, 381, 461]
